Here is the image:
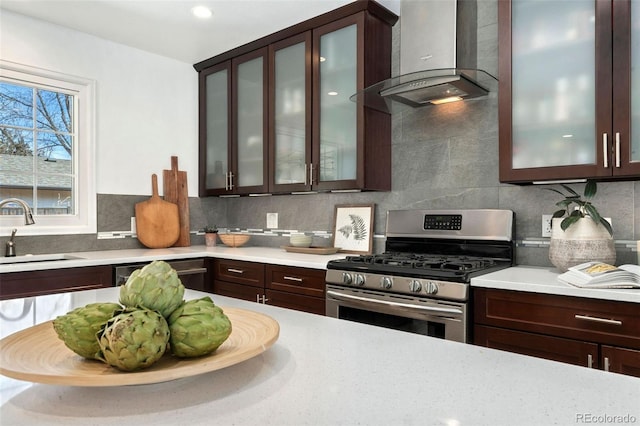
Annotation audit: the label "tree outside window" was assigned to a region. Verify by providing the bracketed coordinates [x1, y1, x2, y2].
[0, 80, 75, 216]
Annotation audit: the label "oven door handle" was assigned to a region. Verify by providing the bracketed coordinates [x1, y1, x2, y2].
[326, 290, 463, 315]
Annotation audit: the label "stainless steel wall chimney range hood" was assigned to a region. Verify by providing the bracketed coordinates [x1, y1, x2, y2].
[351, 0, 497, 113]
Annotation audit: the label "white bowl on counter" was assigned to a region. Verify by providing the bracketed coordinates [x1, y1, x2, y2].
[289, 234, 312, 248]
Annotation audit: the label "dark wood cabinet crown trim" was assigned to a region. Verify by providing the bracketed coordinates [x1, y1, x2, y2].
[193, 0, 398, 71]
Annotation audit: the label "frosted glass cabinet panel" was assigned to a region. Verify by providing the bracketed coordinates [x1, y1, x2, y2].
[317, 24, 358, 183]
[272, 38, 308, 187]
[204, 64, 229, 192]
[511, 0, 596, 169]
[499, 0, 640, 182]
[631, 0, 639, 163]
[236, 55, 266, 189]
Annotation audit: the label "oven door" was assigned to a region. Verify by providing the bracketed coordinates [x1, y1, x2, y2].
[326, 284, 467, 343]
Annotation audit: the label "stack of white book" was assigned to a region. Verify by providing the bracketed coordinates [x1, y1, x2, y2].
[558, 262, 640, 289]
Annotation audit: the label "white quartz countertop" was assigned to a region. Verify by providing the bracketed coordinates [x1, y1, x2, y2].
[0, 246, 348, 274]
[1, 287, 638, 426]
[471, 266, 640, 303]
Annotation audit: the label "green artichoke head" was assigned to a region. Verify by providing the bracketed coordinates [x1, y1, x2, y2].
[168, 296, 232, 358]
[97, 308, 170, 371]
[52, 302, 121, 360]
[119, 260, 185, 318]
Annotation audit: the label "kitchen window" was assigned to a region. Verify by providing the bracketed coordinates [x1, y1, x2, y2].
[0, 61, 96, 235]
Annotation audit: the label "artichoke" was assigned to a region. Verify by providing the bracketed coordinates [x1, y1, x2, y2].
[119, 260, 185, 318]
[168, 297, 232, 358]
[52, 302, 121, 360]
[97, 308, 170, 371]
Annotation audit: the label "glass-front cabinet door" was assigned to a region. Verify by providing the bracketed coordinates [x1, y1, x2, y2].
[269, 33, 311, 193]
[201, 62, 230, 196]
[233, 48, 268, 194]
[313, 17, 361, 191]
[499, 0, 639, 182]
[613, 0, 640, 177]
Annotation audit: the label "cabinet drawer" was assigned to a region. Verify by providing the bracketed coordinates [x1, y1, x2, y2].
[266, 289, 325, 316]
[474, 325, 599, 368]
[213, 259, 264, 288]
[265, 265, 325, 297]
[0, 266, 112, 300]
[474, 288, 640, 349]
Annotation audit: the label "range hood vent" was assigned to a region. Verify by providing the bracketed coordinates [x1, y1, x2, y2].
[351, 0, 498, 113]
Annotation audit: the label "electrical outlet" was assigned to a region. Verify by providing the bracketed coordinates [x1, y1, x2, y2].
[266, 213, 278, 229]
[542, 215, 553, 237]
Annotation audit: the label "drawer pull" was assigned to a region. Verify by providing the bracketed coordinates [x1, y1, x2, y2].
[284, 276, 303, 282]
[574, 314, 622, 326]
[587, 354, 593, 368]
[604, 357, 610, 372]
[227, 268, 244, 274]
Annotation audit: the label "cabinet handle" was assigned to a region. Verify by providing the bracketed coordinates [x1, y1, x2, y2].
[587, 354, 593, 368]
[284, 276, 303, 282]
[604, 357, 610, 372]
[602, 133, 609, 168]
[615, 132, 621, 168]
[304, 163, 308, 185]
[574, 314, 622, 326]
[256, 294, 268, 304]
[309, 163, 314, 185]
[227, 268, 244, 274]
[228, 172, 234, 190]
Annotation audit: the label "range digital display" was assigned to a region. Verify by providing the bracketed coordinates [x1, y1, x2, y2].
[423, 214, 462, 230]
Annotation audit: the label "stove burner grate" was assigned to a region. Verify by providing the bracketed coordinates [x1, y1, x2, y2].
[344, 253, 497, 273]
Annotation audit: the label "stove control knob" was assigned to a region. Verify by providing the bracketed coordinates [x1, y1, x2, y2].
[342, 272, 353, 285]
[354, 274, 366, 286]
[381, 276, 393, 290]
[409, 280, 422, 293]
[425, 281, 439, 295]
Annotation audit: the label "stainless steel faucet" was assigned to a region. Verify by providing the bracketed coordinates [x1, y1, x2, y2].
[1, 198, 35, 257]
[0, 198, 36, 225]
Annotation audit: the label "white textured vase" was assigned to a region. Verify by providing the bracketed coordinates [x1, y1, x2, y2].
[549, 218, 616, 272]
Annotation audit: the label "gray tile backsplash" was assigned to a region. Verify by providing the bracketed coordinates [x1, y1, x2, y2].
[7, 0, 638, 267]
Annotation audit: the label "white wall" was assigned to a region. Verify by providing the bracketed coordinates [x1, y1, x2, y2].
[0, 10, 198, 196]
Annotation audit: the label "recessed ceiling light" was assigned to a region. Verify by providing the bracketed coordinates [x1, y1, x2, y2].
[191, 5, 212, 19]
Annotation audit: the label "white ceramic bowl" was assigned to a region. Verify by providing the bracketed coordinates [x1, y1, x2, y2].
[289, 234, 312, 248]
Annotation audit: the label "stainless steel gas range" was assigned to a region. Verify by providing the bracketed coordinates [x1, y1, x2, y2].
[325, 209, 515, 343]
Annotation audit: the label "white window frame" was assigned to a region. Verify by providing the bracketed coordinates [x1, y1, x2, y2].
[0, 60, 96, 236]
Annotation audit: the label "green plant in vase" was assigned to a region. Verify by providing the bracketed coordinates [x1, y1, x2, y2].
[546, 180, 615, 272]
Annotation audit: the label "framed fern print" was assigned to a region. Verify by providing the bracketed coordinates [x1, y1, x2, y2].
[332, 204, 374, 254]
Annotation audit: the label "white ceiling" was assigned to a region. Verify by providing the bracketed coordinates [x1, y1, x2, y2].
[0, 0, 400, 64]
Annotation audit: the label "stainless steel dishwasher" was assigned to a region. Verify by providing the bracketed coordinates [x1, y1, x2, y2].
[114, 259, 208, 291]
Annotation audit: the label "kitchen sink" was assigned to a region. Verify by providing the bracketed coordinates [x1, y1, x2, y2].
[0, 253, 86, 265]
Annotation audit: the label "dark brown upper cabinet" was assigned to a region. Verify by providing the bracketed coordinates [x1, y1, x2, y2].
[196, 1, 397, 196]
[498, 0, 639, 183]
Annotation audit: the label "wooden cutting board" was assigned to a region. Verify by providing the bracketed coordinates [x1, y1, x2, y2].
[163, 156, 190, 247]
[135, 174, 180, 248]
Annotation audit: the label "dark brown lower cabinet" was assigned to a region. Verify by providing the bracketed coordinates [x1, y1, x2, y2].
[212, 259, 326, 315]
[265, 265, 325, 315]
[474, 288, 640, 378]
[601, 346, 640, 377]
[475, 325, 599, 367]
[1, 266, 113, 300]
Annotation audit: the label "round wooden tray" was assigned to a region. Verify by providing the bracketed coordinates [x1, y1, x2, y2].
[0, 307, 279, 387]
